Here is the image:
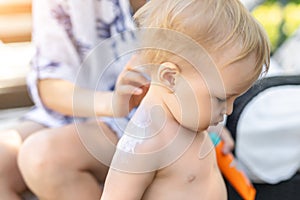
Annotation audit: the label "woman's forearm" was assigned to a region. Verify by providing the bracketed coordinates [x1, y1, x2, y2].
[38, 79, 114, 117]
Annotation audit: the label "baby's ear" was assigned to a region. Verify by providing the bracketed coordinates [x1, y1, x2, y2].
[158, 62, 180, 90]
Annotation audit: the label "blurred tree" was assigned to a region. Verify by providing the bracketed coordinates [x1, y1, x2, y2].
[252, 2, 284, 53]
[252, 0, 300, 54]
[283, 3, 300, 37]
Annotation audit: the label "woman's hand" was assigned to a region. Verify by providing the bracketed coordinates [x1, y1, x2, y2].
[112, 57, 150, 117]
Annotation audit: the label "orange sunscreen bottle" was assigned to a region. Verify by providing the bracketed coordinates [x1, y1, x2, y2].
[210, 133, 256, 200]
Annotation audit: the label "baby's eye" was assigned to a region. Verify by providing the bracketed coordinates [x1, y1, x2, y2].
[216, 97, 226, 103]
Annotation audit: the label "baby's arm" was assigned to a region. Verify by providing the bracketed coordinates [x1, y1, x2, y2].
[101, 134, 161, 200]
[101, 168, 155, 200]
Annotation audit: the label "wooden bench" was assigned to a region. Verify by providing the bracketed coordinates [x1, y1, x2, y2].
[0, 0, 33, 109]
[0, 0, 32, 43]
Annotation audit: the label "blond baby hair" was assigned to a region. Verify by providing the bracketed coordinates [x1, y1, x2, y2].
[134, 0, 270, 81]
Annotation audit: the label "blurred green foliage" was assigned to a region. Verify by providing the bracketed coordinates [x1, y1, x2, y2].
[252, 0, 300, 53]
[283, 3, 300, 36]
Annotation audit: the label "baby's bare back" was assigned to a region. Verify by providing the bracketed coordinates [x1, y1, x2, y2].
[141, 132, 227, 200]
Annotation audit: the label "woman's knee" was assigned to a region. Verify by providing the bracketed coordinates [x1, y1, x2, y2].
[0, 130, 23, 175]
[0, 121, 45, 177]
[18, 121, 118, 186]
[17, 129, 64, 183]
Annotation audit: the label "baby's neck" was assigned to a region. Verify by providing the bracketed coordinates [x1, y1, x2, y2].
[136, 84, 205, 135]
[135, 85, 193, 134]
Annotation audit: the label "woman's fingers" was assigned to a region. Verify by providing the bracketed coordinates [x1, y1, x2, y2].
[117, 85, 143, 96]
[120, 70, 150, 88]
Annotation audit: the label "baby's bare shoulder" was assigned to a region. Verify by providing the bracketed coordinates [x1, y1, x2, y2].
[117, 128, 169, 154]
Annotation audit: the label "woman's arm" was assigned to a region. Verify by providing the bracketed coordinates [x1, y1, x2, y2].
[39, 62, 149, 117]
[39, 79, 113, 117]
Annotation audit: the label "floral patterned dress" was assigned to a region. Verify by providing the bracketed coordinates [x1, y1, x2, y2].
[25, 0, 135, 138]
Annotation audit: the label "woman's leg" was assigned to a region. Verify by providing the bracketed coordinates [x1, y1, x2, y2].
[18, 120, 118, 200]
[0, 121, 46, 200]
